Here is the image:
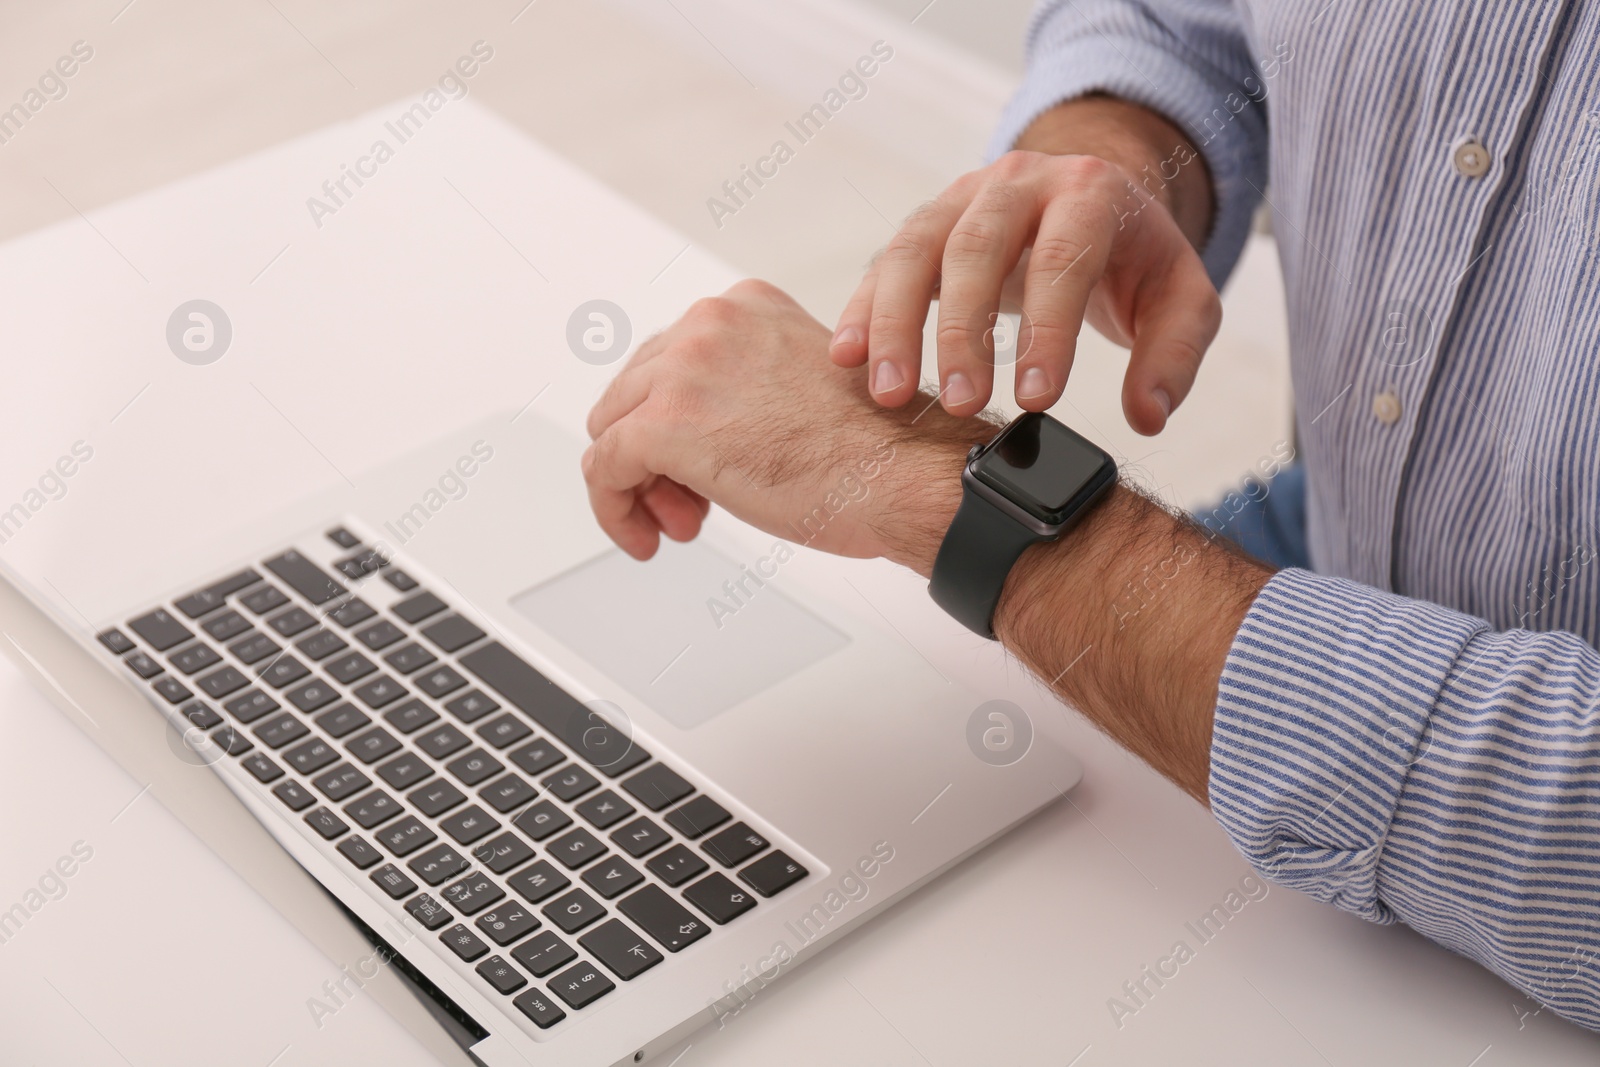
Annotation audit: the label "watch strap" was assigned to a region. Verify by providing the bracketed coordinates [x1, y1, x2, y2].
[928, 482, 1047, 639]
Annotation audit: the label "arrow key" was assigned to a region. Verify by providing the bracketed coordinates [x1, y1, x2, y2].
[682, 872, 757, 925]
[579, 918, 663, 980]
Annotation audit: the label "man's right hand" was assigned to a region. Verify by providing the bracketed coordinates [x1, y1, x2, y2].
[828, 96, 1221, 436]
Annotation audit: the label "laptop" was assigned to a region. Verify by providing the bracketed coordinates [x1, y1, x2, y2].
[0, 101, 1079, 1066]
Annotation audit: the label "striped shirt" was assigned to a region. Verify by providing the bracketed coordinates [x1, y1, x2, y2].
[994, 0, 1600, 1029]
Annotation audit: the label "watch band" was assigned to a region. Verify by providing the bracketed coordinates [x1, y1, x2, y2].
[928, 481, 1049, 639]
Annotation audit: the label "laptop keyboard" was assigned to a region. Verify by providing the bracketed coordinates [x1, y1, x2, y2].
[98, 525, 810, 1033]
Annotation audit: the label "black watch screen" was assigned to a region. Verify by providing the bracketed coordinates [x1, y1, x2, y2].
[971, 412, 1116, 525]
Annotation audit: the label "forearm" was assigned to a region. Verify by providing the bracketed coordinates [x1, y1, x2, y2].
[1014, 95, 1215, 250]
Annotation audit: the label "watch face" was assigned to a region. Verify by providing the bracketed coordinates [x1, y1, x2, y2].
[971, 412, 1113, 523]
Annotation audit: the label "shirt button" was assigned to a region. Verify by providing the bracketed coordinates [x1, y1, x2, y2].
[1372, 390, 1403, 425]
[1453, 138, 1490, 178]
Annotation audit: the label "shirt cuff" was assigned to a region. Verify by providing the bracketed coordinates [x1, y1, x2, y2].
[988, 36, 1267, 289]
[1208, 568, 1489, 922]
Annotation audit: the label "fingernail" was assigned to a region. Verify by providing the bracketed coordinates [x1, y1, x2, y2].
[944, 372, 976, 408]
[1017, 366, 1050, 400]
[873, 360, 904, 395]
[832, 325, 863, 348]
[1153, 388, 1172, 418]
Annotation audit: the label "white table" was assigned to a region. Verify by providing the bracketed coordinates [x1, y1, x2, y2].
[1, 93, 1595, 1067]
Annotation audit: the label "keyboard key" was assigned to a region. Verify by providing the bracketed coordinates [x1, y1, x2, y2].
[123, 651, 163, 679]
[512, 930, 576, 977]
[376, 816, 437, 857]
[128, 608, 192, 651]
[228, 632, 281, 665]
[313, 763, 371, 801]
[441, 871, 506, 915]
[611, 817, 670, 858]
[512, 987, 566, 1029]
[334, 548, 388, 579]
[702, 822, 770, 868]
[268, 607, 317, 637]
[304, 806, 348, 840]
[212, 725, 254, 756]
[224, 688, 279, 723]
[258, 655, 310, 688]
[353, 675, 406, 709]
[664, 795, 731, 839]
[579, 918, 663, 981]
[404, 893, 452, 931]
[371, 863, 417, 900]
[684, 872, 757, 924]
[240, 752, 283, 783]
[408, 844, 473, 886]
[409, 779, 467, 818]
[169, 643, 221, 675]
[476, 954, 528, 995]
[152, 676, 193, 704]
[355, 621, 404, 651]
[416, 665, 467, 699]
[97, 628, 135, 655]
[384, 643, 437, 675]
[326, 526, 361, 549]
[310, 700, 366, 742]
[417, 723, 471, 760]
[549, 828, 607, 870]
[441, 923, 489, 962]
[383, 567, 419, 592]
[548, 960, 615, 1010]
[440, 805, 500, 845]
[542, 888, 606, 933]
[240, 584, 290, 615]
[618, 884, 709, 953]
[621, 764, 694, 811]
[542, 766, 600, 802]
[175, 569, 261, 618]
[324, 651, 376, 684]
[459, 642, 648, 776]
[179, 701, 222, 730]
[200, 610, 252, 642]
[446, 749, 503, 786]
[337, 835, 382, 869]
[284, 738, 338, 775]
[444, 689, 498, 723]
[512, 801, 571, 841]
[508, 739, 564, 776]
[507, 861, 570, 905]
[348, 727, 401, 764]
[272, 780, 316, 811]
[294, 628, 348, 661]
[254, 713, 309, 749]
[646, 845, 708, 888]
[478, 714, 532, 750]
[739, 850, 808, 897]
[383, 698, 438, 734]
[476, 903, 540, 946]
[376, 751, 433, 790]
[420, 614, 485, 653]
[327, 598, 377, 629]
[343, 789, 401, 829]
[575, 790, 635, 830]
[263, 550, 346, 606]
[286, 681, 339, 716]
[581, 856, 643, 900]
[393, 591, 447, 623]
[474, 832, 535, 875]
[195, 667, 246, 699]
[479, 774, 538, 813]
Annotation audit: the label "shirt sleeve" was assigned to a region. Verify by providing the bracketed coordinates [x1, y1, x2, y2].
[989, 0, 1269, 287]
[1212, 568, 1600, 1030]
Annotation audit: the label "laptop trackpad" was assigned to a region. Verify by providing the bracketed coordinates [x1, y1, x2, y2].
[510, 540, 849, 729]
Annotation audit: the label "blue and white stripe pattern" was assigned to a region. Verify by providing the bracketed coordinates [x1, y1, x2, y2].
[995, 0, 1600, 1029]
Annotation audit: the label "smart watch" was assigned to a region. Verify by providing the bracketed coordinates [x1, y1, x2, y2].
[929, 411, 1118, 639]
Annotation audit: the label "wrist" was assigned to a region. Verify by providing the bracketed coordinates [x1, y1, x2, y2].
[874, 431, 986, 578]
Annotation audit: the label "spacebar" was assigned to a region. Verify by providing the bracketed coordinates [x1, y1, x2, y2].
[458, 642, 618, 762]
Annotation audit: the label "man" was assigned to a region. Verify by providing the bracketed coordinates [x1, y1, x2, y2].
[583, 0, 1600, 1032]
